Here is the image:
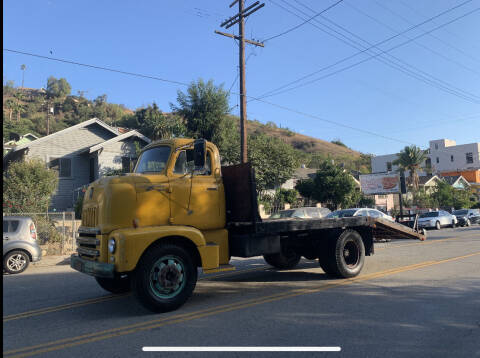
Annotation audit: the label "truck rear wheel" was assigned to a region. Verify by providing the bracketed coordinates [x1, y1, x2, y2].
[263, 250, 301, 269]
[95, 276, 131, 294]
[326, 230, 365, 278]
[133, 244, 197, 313]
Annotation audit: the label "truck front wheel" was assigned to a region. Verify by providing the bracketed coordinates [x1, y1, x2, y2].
[263, 250, 301, 269]
[133, 244, 197, 313]
[95, 275, 131, 294]
[327, 230, 365, 278]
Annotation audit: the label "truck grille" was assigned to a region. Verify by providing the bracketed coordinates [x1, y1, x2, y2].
[82, 207, 98, 227]
[76, 228, 101, 260]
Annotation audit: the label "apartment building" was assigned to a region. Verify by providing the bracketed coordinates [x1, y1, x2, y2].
[371, 139, 480, 178]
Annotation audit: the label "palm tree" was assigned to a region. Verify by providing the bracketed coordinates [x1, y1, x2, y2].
[393, 145, 428, 190]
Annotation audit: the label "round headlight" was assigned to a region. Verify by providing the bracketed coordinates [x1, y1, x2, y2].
[108, 238, 116, 253]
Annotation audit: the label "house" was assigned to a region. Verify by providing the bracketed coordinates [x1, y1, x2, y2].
[417, 175, 443, 194]
[3, 133, 39, 155]
[3, 118, 150, 211]
[440, 175, 471, 190]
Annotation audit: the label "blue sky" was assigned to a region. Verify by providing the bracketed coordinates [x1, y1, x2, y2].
[3, 0, 480, 155]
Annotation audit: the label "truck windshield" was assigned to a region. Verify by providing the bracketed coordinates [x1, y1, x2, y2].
[135, 146, 171, 174]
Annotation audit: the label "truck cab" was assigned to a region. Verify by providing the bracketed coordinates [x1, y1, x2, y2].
[72, 138, 232, 312]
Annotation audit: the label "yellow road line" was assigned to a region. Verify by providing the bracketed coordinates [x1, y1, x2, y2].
[5, 251, 479, 358]
[3, 294, 129, 322]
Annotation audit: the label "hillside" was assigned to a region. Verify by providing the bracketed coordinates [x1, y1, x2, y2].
[246, 119, 361, 158]
[3, 84, 370, 172]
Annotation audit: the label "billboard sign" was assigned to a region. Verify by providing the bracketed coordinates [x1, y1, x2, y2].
[359, 173, 400, 195]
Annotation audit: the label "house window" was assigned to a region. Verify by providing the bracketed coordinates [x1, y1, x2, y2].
[425, 158, 431, 168]
[466, 152, 473, 164]
[435, 143, 438, 150]
[450, 155, 454, 162]
[49, 157, 72, 178]
[386, 162, 392, 171]
[436, 157, 439, 164]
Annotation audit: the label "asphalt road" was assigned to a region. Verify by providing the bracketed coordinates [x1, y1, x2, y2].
[3, 226, 480, 358]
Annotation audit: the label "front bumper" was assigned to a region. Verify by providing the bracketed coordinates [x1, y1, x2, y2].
[70, 255, 114, 278]
[418, 221, 435, 228]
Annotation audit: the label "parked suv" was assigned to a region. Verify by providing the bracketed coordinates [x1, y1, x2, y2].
[3, 216, 42, 274]
[452, 209, 480, 227]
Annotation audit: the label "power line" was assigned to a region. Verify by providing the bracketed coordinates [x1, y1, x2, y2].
[395, 0, 480, 63]
[255, 2, 480, 103]
[287, 0, 480, 99]
[262, 0, 344, 42]
[344, 0, 480, 77]
[4, 48, 476, 155]
[3, 49, 190, 87]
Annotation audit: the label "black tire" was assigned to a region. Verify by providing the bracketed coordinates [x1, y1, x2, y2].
[133, 244, 197, 313]
[327, 230, 365, 278]
[318, 250, 336, 276]
[263, 250, 301, 269]
[3, 250, 30, 274]
[450, 220, 456, 228]
[435, 221, 441, 230]
[95, 275, 131, 294]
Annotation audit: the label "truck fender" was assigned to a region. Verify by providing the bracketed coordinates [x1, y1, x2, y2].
[109, 226, 209, 272]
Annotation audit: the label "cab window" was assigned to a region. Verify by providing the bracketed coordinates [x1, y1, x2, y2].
[173, 149, 212, 176]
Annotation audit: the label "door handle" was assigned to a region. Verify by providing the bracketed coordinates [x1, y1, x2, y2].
[207, 187, 218, 191]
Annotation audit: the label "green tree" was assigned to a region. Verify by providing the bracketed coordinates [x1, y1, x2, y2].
[274, 188, 298, 206]
[248, 133, 299, 194]
[3, 159, 59, 213]
[393, 145, 428, 190]
[296, 160, 358, 210]
[172, 79, 239, 163]
[128, 103, 186, 140]
[46, 76, 71, 98]
[431, 181, 473, 209]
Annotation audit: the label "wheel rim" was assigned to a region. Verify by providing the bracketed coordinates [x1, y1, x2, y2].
[343, 240, 360, 268]
[436, 222, 440, 229]
[466, 219, 470, 226]
[149, 255, 186, 299]
[7, 254, 27, 272]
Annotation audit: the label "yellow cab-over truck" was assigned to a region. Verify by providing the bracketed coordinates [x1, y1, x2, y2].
[71, 138, 425, 312]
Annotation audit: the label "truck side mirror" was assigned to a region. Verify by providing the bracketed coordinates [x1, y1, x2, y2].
[193, 139, 206, 169]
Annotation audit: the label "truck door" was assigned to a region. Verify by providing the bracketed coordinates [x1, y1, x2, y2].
[169, 148, 223, 230]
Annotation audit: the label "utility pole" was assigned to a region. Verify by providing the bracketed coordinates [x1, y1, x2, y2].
[215, 0, 265, 163]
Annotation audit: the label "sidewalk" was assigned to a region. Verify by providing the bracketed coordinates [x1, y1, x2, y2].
[32, 254, 71, 267]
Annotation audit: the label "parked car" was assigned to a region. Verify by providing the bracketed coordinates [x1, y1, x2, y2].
[326, 208, 395, 221]
[269, 207, 331, 219]
[3, 216, 42, 274]
[452, 209, 480, 227]
[417, 211, 457, 230]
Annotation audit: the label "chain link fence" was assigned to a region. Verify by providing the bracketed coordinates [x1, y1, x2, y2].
[3, 212, 79, 255]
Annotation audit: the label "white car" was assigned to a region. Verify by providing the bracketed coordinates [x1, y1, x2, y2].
[418, 211, 457, 230]
[326, 208, 394, 221]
